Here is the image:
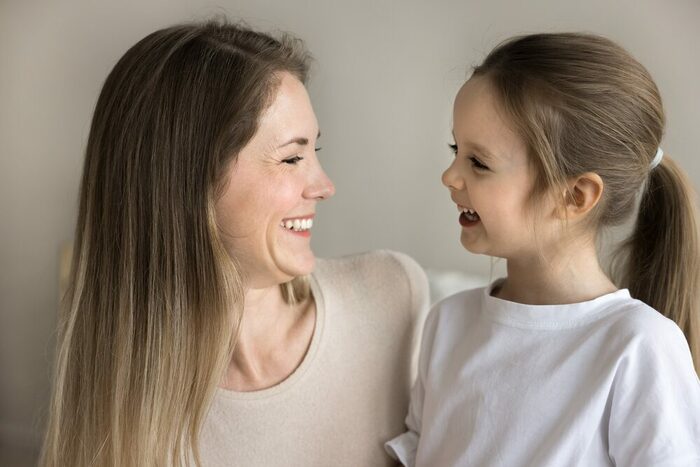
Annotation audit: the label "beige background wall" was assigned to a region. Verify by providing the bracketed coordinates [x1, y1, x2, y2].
[1, 0, 699, 453]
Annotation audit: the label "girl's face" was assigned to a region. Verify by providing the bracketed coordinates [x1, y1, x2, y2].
[442, 76, 552, 260]
[215, 72, 335, 289]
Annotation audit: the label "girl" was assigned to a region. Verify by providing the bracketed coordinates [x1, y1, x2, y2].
[387, 33, 700, 466]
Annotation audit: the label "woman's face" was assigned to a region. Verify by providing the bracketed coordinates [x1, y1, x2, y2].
[216, 72, 335, 289]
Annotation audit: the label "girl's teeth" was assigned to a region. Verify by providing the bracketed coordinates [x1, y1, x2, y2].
[285, 220, 294, 229]
[459, 206, 480, 221]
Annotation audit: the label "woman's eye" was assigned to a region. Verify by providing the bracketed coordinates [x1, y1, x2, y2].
[282, 156, 304, 165]
[448, 143, 458, 154]
[469, 156, 489, 171]
[314, 147, 322, 152]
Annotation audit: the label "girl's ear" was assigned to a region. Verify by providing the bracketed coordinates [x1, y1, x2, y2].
[560, 172, 604, 219]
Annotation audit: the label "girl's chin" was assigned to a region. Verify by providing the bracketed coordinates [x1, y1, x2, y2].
[459, 237, 491, 256]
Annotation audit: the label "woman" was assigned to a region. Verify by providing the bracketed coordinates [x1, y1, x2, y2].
[41, 20, 428, 467]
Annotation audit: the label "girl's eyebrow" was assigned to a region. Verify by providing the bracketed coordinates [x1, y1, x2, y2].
[451, 130, 497, 162]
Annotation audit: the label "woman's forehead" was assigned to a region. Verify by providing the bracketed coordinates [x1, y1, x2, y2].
[256, 74, 318, 142]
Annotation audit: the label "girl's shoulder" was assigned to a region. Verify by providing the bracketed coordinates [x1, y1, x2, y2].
[603, 295, 689, 350]
[421, 286, 487, 336]
[587, 295, 696, 383]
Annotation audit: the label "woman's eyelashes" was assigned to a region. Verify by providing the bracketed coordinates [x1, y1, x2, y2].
[282, 155, 304, 165]
[281, 146, 321, 165]
[448, 143, 490, 171]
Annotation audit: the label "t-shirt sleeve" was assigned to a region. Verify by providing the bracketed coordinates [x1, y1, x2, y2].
[385, 304, 440, 466]
[608, 319, 700, 466]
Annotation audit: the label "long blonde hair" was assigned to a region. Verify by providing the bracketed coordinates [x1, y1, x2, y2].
[41, 20, 311, 466]
[473, 33, 699, 373]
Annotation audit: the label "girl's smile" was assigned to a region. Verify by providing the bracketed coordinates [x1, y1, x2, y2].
[457, 204, 481, 227]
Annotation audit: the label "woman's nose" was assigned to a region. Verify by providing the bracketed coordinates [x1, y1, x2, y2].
[305, 166, 335, 200]
[441, 160, 464, 191]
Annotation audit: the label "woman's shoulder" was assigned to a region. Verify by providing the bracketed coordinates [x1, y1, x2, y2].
[315, 249, 425, 285]
[313, 249, 430, 319]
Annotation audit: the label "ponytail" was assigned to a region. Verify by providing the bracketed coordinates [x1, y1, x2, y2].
[620, 155, 700, 374]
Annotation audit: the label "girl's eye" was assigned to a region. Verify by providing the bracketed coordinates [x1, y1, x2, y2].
[314, 147, 322, 152]
[469, 156, 489, 171]
[282, 156, 304, 165]
[448, 143, 458, 154]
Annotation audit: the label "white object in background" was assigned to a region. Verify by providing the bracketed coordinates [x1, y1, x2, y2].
[425, 268, 489, 305]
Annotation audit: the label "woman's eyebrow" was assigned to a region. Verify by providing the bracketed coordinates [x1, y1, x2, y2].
[276, 130, 321, 149]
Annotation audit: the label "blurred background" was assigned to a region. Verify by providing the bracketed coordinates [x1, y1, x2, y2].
[2, 0, 699, 463]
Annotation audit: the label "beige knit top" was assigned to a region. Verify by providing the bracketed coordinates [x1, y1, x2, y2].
[197, 250, 430, 467]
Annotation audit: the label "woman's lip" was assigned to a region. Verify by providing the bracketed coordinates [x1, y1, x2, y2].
[285, 229, 311, 237]
[281, 214, 315, 222]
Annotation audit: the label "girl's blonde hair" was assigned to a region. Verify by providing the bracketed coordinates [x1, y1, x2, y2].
[473, 33, 699, 373]
[41, 20, 311, 466]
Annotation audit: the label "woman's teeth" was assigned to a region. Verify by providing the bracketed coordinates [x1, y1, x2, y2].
[280, 218, 313, 232]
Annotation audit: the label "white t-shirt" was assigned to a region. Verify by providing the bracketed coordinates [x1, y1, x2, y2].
[386, 279, 700, 466]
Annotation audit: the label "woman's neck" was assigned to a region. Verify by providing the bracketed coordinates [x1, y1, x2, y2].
[221, 285, 315, 392]
[495, 235, 618, 306]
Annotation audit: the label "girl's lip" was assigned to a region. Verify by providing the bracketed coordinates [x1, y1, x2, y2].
[459, 212, 480, 227]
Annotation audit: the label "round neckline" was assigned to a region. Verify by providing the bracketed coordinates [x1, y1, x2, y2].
[216, 273, 325, 401]
[482, 278, 631, 330]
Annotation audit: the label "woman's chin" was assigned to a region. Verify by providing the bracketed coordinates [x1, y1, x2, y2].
[276, 252, 316, 280]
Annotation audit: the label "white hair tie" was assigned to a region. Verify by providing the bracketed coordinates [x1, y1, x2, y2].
[650, 147, 664, 170]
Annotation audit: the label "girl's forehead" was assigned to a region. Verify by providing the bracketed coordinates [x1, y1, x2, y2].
[453, 77, 527, 166]
[454, 77, 503, 124]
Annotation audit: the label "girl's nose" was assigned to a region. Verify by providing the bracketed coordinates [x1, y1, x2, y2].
[441, 160, 464, 191]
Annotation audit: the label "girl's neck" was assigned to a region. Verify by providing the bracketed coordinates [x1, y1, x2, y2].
[495, 236, 618, 306]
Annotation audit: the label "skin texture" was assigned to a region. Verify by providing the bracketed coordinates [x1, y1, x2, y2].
[216, 72, 335, 391]
[443, 76, 617, 306]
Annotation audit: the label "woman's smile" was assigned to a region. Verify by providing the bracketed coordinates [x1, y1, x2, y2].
[279, 214, 315, 237]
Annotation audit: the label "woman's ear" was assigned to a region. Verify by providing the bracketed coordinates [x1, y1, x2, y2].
[560, 172, 604, 220]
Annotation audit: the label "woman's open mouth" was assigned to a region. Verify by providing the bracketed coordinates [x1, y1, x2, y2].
[280, 215, 314, 237]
